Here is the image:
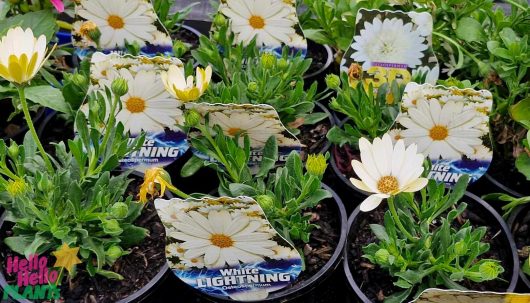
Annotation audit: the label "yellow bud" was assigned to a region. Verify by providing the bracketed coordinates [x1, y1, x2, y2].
[305, 154, 327, 177]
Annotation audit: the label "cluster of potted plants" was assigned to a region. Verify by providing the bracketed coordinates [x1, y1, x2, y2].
[0, 0, 528, 302]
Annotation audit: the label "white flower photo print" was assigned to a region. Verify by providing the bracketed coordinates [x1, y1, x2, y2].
[185, 103, 303, 170]
[214, 0, 307, 57]
[154, 196, 302, 301]
[340, 9, 439, 89]
[84, 53, 189, 172]
[72, 0, 173, 58]
[392, 83, 493, 186]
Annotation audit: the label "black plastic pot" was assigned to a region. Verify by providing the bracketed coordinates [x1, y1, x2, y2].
[1, 107, 46, 143]
[0, 173, 172, 303]
[507, 204, 530, 291]
[343, 191, 520, 303]
[303, 41, 333, 88]
[155, 183, 348, 303]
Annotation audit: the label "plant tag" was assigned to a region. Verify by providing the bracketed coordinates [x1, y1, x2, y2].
[154, 196, 302, 301]
[72, 0, 173, 58]
[391, 83, 493, 186]
[340, 9, 439, 89]
[84, 52, 189, 172]
[212, 0, 307, 57]
[413, 289, 530, 303]
[185, 103, 302, 171]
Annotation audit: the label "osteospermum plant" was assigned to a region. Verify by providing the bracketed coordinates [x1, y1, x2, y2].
[350, 134, 504, 302]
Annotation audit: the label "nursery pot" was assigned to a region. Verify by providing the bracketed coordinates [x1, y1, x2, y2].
[300, 101, 335, 156]
[159, 183, 348, 303]
[0, 173, 172, 303]
[343, 191, 520, 303]
[507, 204, 530, 291]
[302, 41, 334, 89]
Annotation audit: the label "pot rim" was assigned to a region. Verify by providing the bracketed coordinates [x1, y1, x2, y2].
[343, 191, 520, 303]
[507, 204, 530, 289]
[175, 182, 348, 302]
[484, 173, 524, 198]
[303, 41, 334, 80]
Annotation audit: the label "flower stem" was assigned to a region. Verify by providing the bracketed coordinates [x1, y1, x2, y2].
[169, 186, 190, 199]
[17, 86, 54, 173]
[388, 196, 417, 243]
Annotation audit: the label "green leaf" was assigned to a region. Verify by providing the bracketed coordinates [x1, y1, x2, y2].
[5, 236, 33, 255]
[384, 288, 413, 303]
[120, 224, 149, 247]
[0, 10, 57, 41]
[302, 112, 329, 125]
[181, 155, 204, 177]
[96, 269, 124, 280]
[522, 257, 530, 276]
[369, 224, 390, 242]
[257, 136, 278, 178]
[456, 17, 486, 43]
[515, 153, 530, 180]
[228, 183, 258, 196]
[25, 86, 71, 114]
[510, 97, 530, 124]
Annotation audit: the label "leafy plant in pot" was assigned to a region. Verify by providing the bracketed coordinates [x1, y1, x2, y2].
[326, 72, 403, 198]
[0, 65, 167, 302]
[172, 115, 347, 301]
[343, 134, 519, 303]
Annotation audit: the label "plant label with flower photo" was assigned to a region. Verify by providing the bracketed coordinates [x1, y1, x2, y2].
[185, 103, 303, 170]
[340, 9, 439, 89]
[392, 83, 493, 186]
[72, 0, 173, 58]
[82, 52, 189, 172]
[154, 196, 303, 301]
[212, 0, 308, 57]
[413, 289, 530, 303]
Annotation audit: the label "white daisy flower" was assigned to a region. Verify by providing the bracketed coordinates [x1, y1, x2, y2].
[209, 111, 285, 147]
[152, 31, 172, 46]
[351, 17, 427, 70]
[468, 145, 493, 161]
[220, 0, 297, 47]
[398, 99, 484, 160]
[408, 12, 433, 37]
[181, 256, 205, 269]
[440, 94, 466, 104]
[98, 68, 182, 135]
[197, 205, 226, 214]
[166, 242, 186, 258]
[350, 134, 428, 212]
[270, 245, 297, 260]
[387, 129, 403, 143]
[412, 65, 439, 85]
[76, 0, 158, 49]
[167, 210, 277, 268]
[155, 199, 193, 223]
[402, 83, 428, 108]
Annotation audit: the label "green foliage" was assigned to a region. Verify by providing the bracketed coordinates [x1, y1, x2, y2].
[182, 117, 331, 246]
[0, 85, 146, 280]
[0, 10, 57, 41]
[363, 176, 504, 302]
[153, 0, 198, 32]
[326, 73, 403, 147]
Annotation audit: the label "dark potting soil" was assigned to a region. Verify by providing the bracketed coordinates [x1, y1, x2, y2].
[295, 199, 340, 283]
[511, 206, 530, 278]
[299, 119, 331, 156]
[333, 144, 360, 179]
[348, 204, 513, 302]
[0, 102, 42, 139]
[0, 178, 166, 303]
[487, 156, 530, 196]
[305, 42, 329, 79]
[39, 114, 75, 155]
[171, 27, 200, 63]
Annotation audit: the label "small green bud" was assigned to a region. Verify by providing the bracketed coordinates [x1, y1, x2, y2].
[425, 236, 432, 249]
[213, 14, 227, 27]
[7, 142, 19, 159]
[212, 32, 221, 42]
[37, 176, 51, 192]
[247, 81, 258, 93]
[106, 246, 125, 264]
[111, 77, 128, 97]
[72, 73, 88, 87]
[110, 202, 129, 219]
[260, 52, 276, 69]
[173, 40, 189, 57]
[478, 261, 503, 280]
[374, 248, 390, 265]
[102, 219, 123, 236]
[453, 240, 467, 256]
[184, 110, 202, 127]
[256, 195, 275, 213]
[19, 2, 30, 12]
[306, 154, 328, 177]
[277, 58, 289, 69]
[325, 74, 341, 90]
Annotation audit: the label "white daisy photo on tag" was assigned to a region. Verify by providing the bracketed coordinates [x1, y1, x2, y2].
[212, 0, 308, 57]
[184, 103, 303, 171]
[154, 196, 302, 301]
[80, 52, 190, 172]
[393, 82, 493, 186]
[72, 0, 173, 58]
[340, 9, 439, 90]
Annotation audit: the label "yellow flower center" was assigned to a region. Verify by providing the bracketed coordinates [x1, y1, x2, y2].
[125, 97, 146, 113]
[227, 127, 246, 137]
[108, 15, 125, 29]
[377, 176, 399, 194]
[80, 21, 97, 36]
[190, 258, 199, 263]
[177, 247, 185, 253]
[429, 125, 449, 141]
[249, 15, 265, 29]
[210, 234, 234, 248]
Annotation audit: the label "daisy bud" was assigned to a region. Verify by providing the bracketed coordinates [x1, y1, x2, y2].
[478, 261, 503, 280]
[306, 154, 328, 177]
[105, 246, 125, 264]
[111, 77, 128, 97]
[374, 248, 391, 265]
[110, 202, 129, 219]
[260, 53, 276, 69]
[453, 240, 467, 256]
[72, 73, 88, 88]
[173, 40, 189, 57]
[6, 179, 26, 197]
[325, 74, 340, 90]
[247, 81, 258, 93]
[102, 219, 123, 236]
[277, 58, 289, 69]
[256, 195, 275, 213]
[213, 14, 227, 27]
[185, 110, 202, 127]
[20, 3, 30, 12]
[7, 142, 19, 159]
